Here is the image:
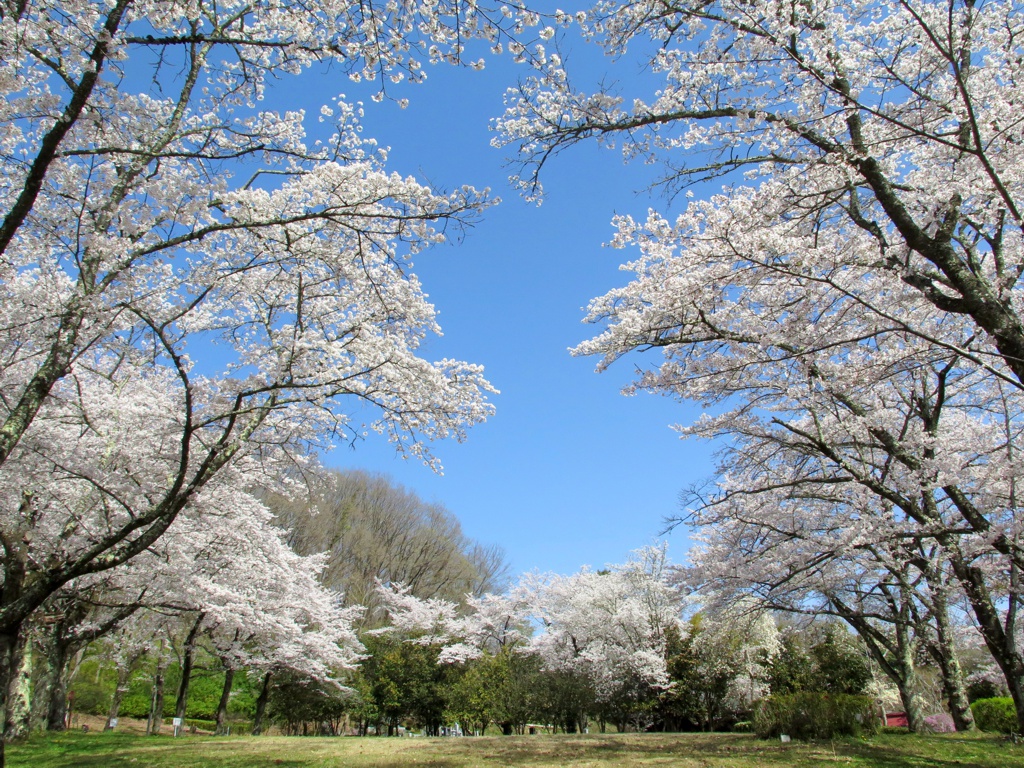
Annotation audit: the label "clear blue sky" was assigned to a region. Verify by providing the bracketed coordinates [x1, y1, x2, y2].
[275, 36, 716, 577]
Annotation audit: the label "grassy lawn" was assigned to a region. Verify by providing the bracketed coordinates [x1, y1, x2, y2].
[8, 730, 1024, 768]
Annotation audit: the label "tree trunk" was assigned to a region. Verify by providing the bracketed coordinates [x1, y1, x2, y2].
[949, 553, 1024, 733]
[1000, 639, 1024, 735]
[252, 671, 272, 736]
[105, 659, 134, 730]
[42, 639, 72, 732]
[893, 618, 923, 733]
[927, 591, 975, 731]
[29, 635, 50, 733]
[3, 634, 31, 742]
[0, 500, 37, 767]
[174, 614, 204, 724]
[214, 665, 234, 735]
[34, 605, 80, 733]
[895, 677, 923, 733]
[36, 638, 65, 733]
[0, 625, 23, 768]
[832, 594, 922, 733]
[36, 598, 138, 733]
[146, 655, 167, 736]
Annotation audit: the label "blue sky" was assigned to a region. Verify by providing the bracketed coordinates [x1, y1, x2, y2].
[279, 37, 715, 577]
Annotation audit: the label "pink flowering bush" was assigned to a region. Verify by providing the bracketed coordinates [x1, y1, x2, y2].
[921, 714, 956, 734]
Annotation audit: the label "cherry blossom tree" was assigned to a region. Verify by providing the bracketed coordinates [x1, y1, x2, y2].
[691, 531, 936, 730]
[376, 582, 531, 662]
[16, 483, 365, 736]
[374, 545, 682, 731]
[140, 489, 365, 732]
[672, 361, 1011, 728]
[500, 0, 1024, 386]
[380, 545, 682, 714]
[0, 0, 537, 754]
[29, 574, 146, 733]
[373, 581, 537, 733]
[521, 546, 681, 731]
[494, 0, 1024, 730]
[661, 605, 780, 731]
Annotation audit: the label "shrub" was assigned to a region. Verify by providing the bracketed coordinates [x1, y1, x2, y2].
[921, 713, 955, 734]
[971, 697, 1018, 734]
[754, 692, 878, 740]
[967, 678, 1006, 703]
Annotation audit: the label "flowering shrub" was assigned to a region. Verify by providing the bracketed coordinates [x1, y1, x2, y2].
[921, 713, 956, 734]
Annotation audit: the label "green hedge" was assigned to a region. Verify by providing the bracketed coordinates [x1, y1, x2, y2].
[971, 697, 1018, 734]
[754, 692, 878, 740]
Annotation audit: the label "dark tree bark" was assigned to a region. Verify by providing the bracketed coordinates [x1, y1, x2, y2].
[42, 640, 71, 732]
[33, 595, 140, 733]
[214, 664, 235, 735]
[251, 671, 273, 736]
[174, 614, 205, 724]
[0, 624, 23, 768]
[952, 558, 1024, 734]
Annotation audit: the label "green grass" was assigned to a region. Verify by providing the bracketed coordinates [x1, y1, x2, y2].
[8, 729, 1024, 768]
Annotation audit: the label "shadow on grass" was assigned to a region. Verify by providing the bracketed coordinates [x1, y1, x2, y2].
[419, 732, 1024, 768]
[7, 732, 304, 768]
[9, 729, 1024, 768]
[836, 736, 1024, 768]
